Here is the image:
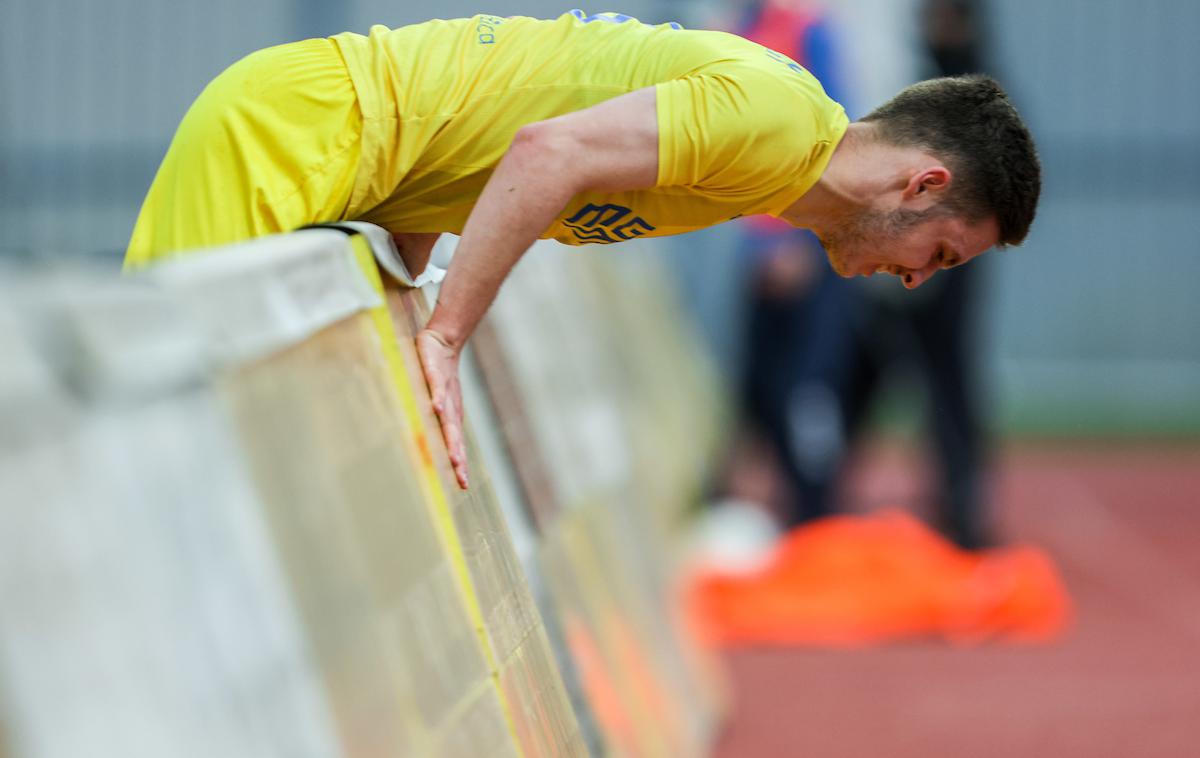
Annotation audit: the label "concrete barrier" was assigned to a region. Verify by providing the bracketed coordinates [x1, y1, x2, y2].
[0, 226, 722, 757]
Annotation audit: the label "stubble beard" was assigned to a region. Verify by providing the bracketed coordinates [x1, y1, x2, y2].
[819, 207, 934, 276]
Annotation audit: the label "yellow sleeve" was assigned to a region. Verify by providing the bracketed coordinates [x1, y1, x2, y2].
[655, 68, 826, 198]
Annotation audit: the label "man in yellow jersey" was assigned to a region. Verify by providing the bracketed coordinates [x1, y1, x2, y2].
[127, 10, 1041, 489]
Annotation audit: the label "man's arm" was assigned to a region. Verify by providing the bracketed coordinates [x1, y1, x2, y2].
[392, 232, 441, 280]
[417, 86, 660, 488]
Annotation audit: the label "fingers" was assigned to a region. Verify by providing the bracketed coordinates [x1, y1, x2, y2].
[433, 389, 469, 488]
[440, 404, 470, 489]
[445, 417, 470, 490]
[416, 330, 470, 489]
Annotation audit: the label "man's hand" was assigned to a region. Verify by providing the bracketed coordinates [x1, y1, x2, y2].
[416, 328, 469, 489]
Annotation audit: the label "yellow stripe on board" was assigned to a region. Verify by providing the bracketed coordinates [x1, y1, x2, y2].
[348, 236, 525, 756]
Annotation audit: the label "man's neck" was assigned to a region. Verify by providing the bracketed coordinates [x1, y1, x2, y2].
[779, 122, 900, 236]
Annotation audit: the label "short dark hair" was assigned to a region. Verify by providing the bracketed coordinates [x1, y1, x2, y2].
[861, 75, 1041, 246]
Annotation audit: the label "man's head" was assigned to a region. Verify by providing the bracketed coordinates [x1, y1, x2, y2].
[819, 75, 1041, 288]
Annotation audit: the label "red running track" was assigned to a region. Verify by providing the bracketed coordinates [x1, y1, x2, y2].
[712, 442, 1200, 758]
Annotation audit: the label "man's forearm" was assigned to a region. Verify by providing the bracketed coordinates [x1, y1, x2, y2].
[425, 126, 580, 349]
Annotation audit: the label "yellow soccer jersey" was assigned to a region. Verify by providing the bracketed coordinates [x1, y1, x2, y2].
[332, 9, 848, 245]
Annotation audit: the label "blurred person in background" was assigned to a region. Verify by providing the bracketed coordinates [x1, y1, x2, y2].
[715, 0, 996, 549]
[714, 0, 867, 527]
[124, 8, 1039, 491]
[837, 0, 996, 549]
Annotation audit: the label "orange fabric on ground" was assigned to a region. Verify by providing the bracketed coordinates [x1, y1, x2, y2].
[688, 510, 1071, 647]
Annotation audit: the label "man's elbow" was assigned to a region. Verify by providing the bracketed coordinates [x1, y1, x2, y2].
[510, 121, 579, 178]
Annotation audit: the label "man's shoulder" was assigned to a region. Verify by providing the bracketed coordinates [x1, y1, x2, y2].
[666, 30, 836, 98]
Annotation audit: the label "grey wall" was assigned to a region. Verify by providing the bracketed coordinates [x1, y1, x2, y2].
[983, 0, 1200, 432]
[2, 0, 298, 258]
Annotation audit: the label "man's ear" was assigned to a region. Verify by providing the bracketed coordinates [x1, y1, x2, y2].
[901, 166, 952, 209]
